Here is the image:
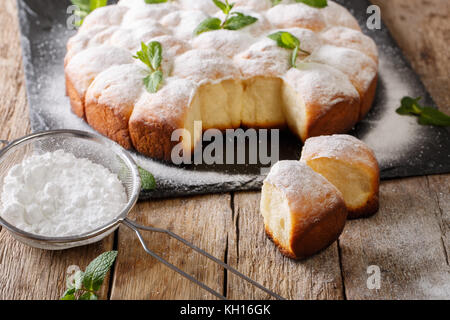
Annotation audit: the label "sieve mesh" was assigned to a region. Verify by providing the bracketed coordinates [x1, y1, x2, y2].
[0, 130, 141, 250]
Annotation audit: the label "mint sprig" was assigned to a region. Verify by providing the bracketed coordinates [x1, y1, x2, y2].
[71, 0, 108, 26]
[61, 251, 117, 300]
[194, 0, 258, 36]
[272, 0, 328, 7]
[145, 0, 168, 3]
[396, 96, 450, 127]
[295, 0, 328, 8]
[133, 41, 164, 93]
[138, 166, 157, 190]
[268, 31, 310, 68]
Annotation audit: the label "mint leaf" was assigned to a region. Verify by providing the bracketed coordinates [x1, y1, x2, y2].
[148, 42, 162, 70]
[194, 1, 257, 36]
[71, 0, 90, 12]
[138, 166, 157, 190]
[419, 107, 450, 127]
[212, 0, 229, 13]
[145, 0, 168, 3]
[71, 0, 108, 26]
[396, 96, 423, 115]
[90, 0, 107, 11]
[396, 96, 450, 127]
[268, 31, 299, 49]
[268, 31, 310, 68]
[79, 292, 98, 300]
[61, 288, 76, 300]
[271, 0, 282, 5]
[144, 71, 163, 94]
[194, 17, 222, 35]
[133, 42, 152, 70]
[223, 12, 258, 30]
[133, 41, 164, 93]
[291, 46, 299, 68]
[295, 0, 328, 8]
[82, 251, 118, 292]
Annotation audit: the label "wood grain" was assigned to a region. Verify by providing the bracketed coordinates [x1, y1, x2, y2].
[336, 0, 450, 300]
[0, 231, 114, 300]
[0, 0, 114, 301]
[371, 0, 450, 111]
[339, 176, 450, 299]
[427, 175, 450, 266]
[0, 0, 448, 300]
[0, 0, 30, 146]
[226, 192, 345, 300]
[110, 194, 231, 300]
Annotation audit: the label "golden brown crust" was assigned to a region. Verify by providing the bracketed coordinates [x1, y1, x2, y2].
[301, 135, 380, 219]
[129, 117, 180, 161]
[265, 226, 298, 260]
[264, 195, 347, 260]
[85, 100, 134, 150]
[359, 74, 378, 120]
[65, 74, 85, 119]
[262, 161, 348, 260]
[291, 202, 347, 259]
[305, 98, 360, 141]
[347, 190, 379, 219]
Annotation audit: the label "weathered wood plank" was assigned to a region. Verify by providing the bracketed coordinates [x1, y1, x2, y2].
[427, 174, 450, 266]
[0, 0, 448, 300]
[0, 0, 30, 146]
[339, 177, 450, 299]
[110, 194, 231, 300]
[334, 0, 450, 300]
[371, 0, 450, 111]
[0, 230, 114, 300]
[226, 192, 345, 300]
[0, 0, 115, 300]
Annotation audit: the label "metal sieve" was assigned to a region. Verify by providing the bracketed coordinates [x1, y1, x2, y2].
[0, 130, 283, 300]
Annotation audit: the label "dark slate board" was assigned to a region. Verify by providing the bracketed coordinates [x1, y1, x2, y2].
[16, 0, 450, 200]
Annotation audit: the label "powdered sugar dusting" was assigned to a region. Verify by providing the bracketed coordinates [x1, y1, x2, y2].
[65, 0, 377, 123]
[306, 45, 377, 93]
[361, 50, 422, 165]
[265, 160, 344, 213]
[283, 62, 360, 110]
[301, 134, 378, 169]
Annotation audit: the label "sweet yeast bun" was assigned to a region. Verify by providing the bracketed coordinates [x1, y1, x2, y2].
[65, 1, 379, 160]
[300, 134, 380, 219]
[261, 161, 347, 260]
[282, 63, 360, 142]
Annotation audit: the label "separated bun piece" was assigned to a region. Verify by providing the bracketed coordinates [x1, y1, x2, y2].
[261, 161, 348, 260]
[300, 134, 380, 219]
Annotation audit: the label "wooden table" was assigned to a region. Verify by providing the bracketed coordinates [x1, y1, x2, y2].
[0, 0, 449, 300]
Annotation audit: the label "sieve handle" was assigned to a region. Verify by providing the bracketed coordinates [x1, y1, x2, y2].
[122, 218, 285, 300]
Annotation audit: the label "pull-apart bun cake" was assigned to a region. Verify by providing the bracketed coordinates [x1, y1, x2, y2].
[65, 0, 379, 160]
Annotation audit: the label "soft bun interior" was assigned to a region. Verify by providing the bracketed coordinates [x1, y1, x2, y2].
[260, 182, 292, 249]
[305, 158, 372, 210]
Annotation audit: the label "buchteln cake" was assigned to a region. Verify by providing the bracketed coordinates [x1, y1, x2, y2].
[65, 0, 379, 160]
